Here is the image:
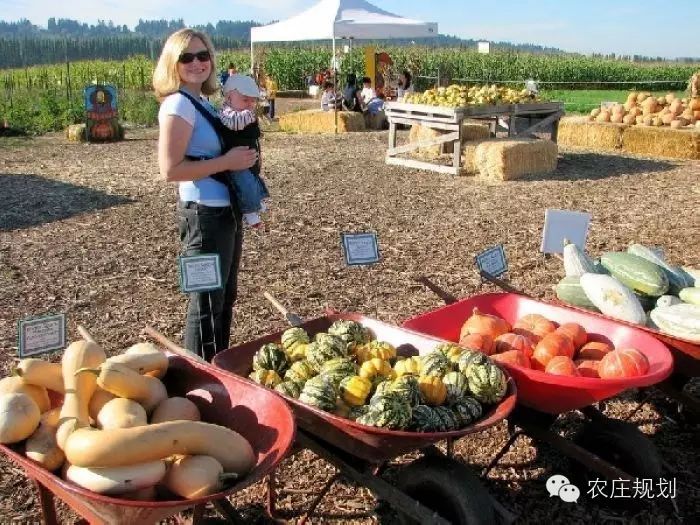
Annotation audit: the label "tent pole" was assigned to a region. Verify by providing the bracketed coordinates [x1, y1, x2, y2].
[333, 36, 338, 135]
[250, 40, 254, 75]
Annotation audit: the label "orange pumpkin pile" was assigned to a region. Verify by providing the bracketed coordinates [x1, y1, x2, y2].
[458, 309, 650, 379]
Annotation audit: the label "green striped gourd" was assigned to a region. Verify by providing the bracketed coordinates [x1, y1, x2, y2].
[314, 333, 349, 357]
[679, 288, 700, 306]
[284, 360, 316, 384]
[360, 393, 412, 430]
[389, 375, 423, 407]
[442, 371, 470, 404]
[410, 405, 441, 432]
[434, 343, 466, 368]
[299, 376, 338, 412]
[281, 327, 310, 362]
[348, 405, 370, 421]
[252, 343, 288, 374]
[432, 406, 460, 432]
[274, 380, 302, 399]
[451, 397, 483, 427]
[306, 340, 346, 373]
[580, 273, 646, 324]
[249, 369, 282, 388]
[627, 244, 692, 295]
[649, 304, 700, 343]
[366, 340, 397, 361]
[339, 375, 372, 406]
[369, 380, 393, 404]
[421, 351, 451, 377]
[328, 320, 371, 350]
[394, 356, 422, 377]
[457, 349, 489, 377]
[563, 240, 600, 277]
[466, 361, 507, 404]
[555, 276, 600, 312]
[319, 358, 358, 387]
[600, 252, 669, 297]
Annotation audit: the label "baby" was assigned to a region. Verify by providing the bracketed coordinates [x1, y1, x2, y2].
[219, 74, 269, 227]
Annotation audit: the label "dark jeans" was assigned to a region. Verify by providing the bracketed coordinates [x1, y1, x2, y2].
[178, 202, 243, 361]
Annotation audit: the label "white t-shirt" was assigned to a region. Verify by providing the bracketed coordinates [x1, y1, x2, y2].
[360, 87, 376, 105]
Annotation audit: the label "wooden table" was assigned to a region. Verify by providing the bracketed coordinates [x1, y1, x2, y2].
[384, 101, 565, 175]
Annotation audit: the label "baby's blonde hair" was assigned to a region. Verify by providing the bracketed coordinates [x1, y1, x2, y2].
[152, 28, 218, 101]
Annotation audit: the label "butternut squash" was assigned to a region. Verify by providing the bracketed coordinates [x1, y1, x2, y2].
[0, 376, 50, 413]
[164, 455, 238, 499]
[88, 387, 116, 422]
[150, 397, 201, 424]
[0, 393, 41, 444]
[97, 398, 147, 430]
[65, 460, 166, 495]
[64, 421, 255, 475]
[56, 340, 106, 450]
[13, 359, 64, 393]
[25, 419, 65, 471]
[107, 343, 168, 378]
[41, 407, 61, 427]
[76, 361, 167, 414]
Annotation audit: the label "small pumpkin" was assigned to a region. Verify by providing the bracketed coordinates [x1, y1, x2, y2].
[459, 308, 511, 339]
[458, 333, 495, 355]
[555, 323, 587, 349]
[544, 356, 580, 377]
[532, 333, 575, 371]
[418, 375, 447, 406]
[577, 341, 613, 361]
[394, 356, 422, 377]
[339, 375, 372, 407]
[491, 350, 531, 369]
[598, 348, 649, 379]
[493, 333, 533, 359]
[575, 359, 600, 378]
[512, 314, 556, 344]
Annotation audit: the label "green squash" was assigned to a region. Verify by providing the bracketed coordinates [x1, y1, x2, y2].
[361, 393, 412, 430]
[252, 343, 288, 374]
[442, 371, 470, 404]
[306, 339, 346, 373]
[457, 350, 489, 377]
[410, 405, 441, 432]
[274, 380, 302, 399]
[284, 360, 316, 384]
[433, 406, 460, 432]
[421, 351, 450, 377]
[466, 361, 507, 405]
[328, 320, 371, 350]
[348, 405, 370, 421]
[601, 251, 669, 297]
[319, 357, 358, 387]
[451, 397, 483, 427]
[281, 327, 310, 351]
[389, 375, 423, 407]
[299, 375, 338, 412]
[313, 333, 348, 356]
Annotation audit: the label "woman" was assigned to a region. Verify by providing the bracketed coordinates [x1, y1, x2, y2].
[341, 73, 364, 113]
[154, 28, 257, 360]
[397, 70, 414, 100]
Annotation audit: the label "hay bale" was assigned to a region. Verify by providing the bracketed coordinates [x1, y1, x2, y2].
[621, 126, 700, 160]
[66, 124, 87, 142]
[365, 111, 388, 130]
[409, 122, 490, 158]
[558, 117, 626, 151]
[461, 138, 498, 175]
[474, 139, 558, 182]
[279, 109, 365, 133]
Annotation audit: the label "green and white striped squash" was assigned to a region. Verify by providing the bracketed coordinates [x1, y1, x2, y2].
[328, 319, 372, 350]
[410, 405, 441, 432]
[281, 327, 310, 351]
[348, 405, 370, 421]
[319, 358, 358, 387]
[432, 406, 460, 432]
[580, 273, 646, 325]
[252, 343, 288, 374]
[555, 276, 600, 312]
[457, 350, 489, 377]
[563, 240, 600, 277]
[389, 375, 423, 407]
[284, 360, 316, 384]
[306, 340, 346, 373]
[649, 303, 700, 343]
[451, 397, 483, 427]
[600, 252, 669, 297]
[627, 244, 692, 295]
[274, 380, 302, 399]
[299, 375, 338, 412]
[421, 351, 451, 377]
[442, 371, 470, 404]
[361, 393, 412, 430]
[314, 333, 349, 357]
[466, 361, 507, 405]
[368, 380, 393, 405]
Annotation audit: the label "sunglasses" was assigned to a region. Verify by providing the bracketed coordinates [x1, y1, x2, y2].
[178, 50, 211, 64]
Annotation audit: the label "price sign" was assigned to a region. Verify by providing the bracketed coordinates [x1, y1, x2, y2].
[18, 314, 66, 357]
[475, 245, 508, 278]
[541, 209, 591, 254]
[341, 233, 380, 266]
[178, 254, 223, 293]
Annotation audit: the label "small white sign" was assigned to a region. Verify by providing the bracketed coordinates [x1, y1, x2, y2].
[541, 209, 591, 254]
[18, 314, 66, 357]
[478, 41, 490, 54]
[475, 245, 508, 277]
[341, 233, 380, 266]
[179, 254, 223, 293]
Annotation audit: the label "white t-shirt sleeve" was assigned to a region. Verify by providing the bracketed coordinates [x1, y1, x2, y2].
[158, 93, 196, 127]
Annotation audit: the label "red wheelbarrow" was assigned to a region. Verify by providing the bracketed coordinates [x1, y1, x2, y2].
[403, 283, 675, 494]
[0, 352, 296, 525]
[213, 311, 518, 525]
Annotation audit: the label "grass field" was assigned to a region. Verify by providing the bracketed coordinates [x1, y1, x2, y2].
[540, 89, 687, 114]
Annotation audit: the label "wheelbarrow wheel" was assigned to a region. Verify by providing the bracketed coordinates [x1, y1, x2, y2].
[394, 455, 496, 525]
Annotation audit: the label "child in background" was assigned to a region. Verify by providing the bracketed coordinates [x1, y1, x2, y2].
[219, 74, 269, 228]
[320, 81, 341, 111]
[360, 77, 376, 106]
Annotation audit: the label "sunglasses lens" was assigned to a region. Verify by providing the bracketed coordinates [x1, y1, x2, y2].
[196, 51, 211, 62]
[179, 51, 210, 64]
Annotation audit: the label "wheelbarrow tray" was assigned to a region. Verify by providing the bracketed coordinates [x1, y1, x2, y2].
[212, 312, 516, 464]
[0, 353, 296, 525]
[402, 292, 673, 414]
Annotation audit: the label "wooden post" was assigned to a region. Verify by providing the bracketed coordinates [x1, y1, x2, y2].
[452, 122, 462, 175]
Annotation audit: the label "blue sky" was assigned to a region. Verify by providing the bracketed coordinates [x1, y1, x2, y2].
[3, 0, 699, 58]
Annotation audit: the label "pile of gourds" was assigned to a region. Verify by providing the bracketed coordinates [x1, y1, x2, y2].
[0, 336, 254, 500]
[248, 320, 509, 432]
[589, 92, 700, 129]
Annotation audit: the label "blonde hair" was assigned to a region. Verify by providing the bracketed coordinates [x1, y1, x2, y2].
[153, 28, 218, 101]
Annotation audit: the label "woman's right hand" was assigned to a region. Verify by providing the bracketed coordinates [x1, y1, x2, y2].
[223, 146, 257, 170]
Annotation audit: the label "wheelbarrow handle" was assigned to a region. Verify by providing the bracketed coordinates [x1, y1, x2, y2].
[141, 326, 208, 365]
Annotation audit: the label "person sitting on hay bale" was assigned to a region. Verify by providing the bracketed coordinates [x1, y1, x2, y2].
[320, 81, 342, 111]
[342, 73, 364, 113]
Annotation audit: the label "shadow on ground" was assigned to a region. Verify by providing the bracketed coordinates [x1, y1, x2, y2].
[0, 173, 132, 231]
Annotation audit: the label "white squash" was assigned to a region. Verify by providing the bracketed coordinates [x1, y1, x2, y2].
[0, 393, 41, 444]
[107, 343, 168, 378]
[562, 239, 598, 277]
[0, 377, 50, 413]
[65, 460, 166, 495]
[150, 397, 201, 424]
[97, 398, 148, 430]
[580, 273, 646, 324]
[650, 303, 700, 342]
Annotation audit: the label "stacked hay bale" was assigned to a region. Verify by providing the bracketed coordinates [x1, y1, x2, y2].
[66, 124, 87, 142]
[472, 139, 558, 182]
[558, 117, 627, 151]
[408, 122, 490, 159]
[622, 126, 700, 160]
[279, 109, 366, 133]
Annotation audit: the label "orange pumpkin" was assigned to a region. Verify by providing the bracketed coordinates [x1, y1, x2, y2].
[545, 356, 580, 377]
[493, 333, 534, 359]
[492, 350, 531, 369]
[555, 323, 587, 349]
[460, 308, 511, 340]
[598, 349, 649, 379]
[512, 314, 557, 344]
[577, 341, 613, 361]
[532, 333, 575, 371]
[575, 359, 600, 378]
[458, 333, 495, 355]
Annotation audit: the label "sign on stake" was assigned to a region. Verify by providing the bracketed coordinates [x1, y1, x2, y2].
[475, 245, 508, 278]
[178, 254, 223, 293]
[541, 209, 591, 254]
[18, 313, 66, 357]
[341, 233, 381, 266]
